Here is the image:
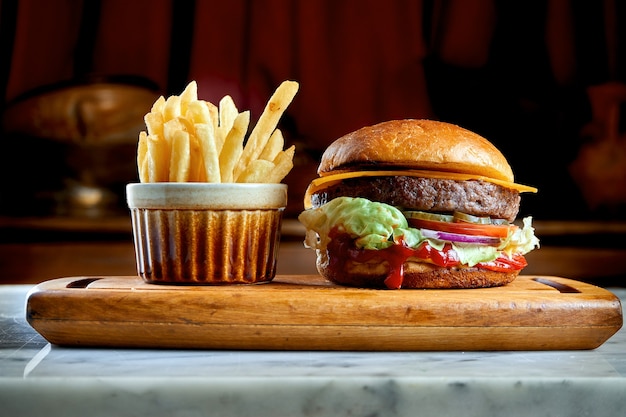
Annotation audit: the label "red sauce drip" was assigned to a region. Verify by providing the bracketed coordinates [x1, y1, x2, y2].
[327, 230, 418, 289]
[326, 230, 523, 289]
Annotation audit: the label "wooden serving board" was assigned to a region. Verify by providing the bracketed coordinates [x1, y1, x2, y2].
[26, 275, 623, 351]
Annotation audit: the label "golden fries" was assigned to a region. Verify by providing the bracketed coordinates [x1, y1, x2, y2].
[259, 129, 284, 162]
[137, 131, 149, 182]
[195, 123, 220, 183]
[219, 111, 249, 183]
[137, 80, 298, 184]
[268, 145, 296, 184]
[233, 81, 299, 181]
[170, 130, 191, 182]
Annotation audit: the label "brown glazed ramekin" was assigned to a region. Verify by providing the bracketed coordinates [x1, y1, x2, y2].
[126, 183, 287, 285]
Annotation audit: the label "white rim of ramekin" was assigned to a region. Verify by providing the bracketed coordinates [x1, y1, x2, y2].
[126, 182, 288, 210]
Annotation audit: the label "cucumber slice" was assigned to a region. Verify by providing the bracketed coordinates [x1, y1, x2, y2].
[453, 211, 491, 224]
[404, 211, 454, 222]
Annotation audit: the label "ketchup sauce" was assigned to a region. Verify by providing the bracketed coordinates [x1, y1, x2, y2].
[326, 229, 524, 289]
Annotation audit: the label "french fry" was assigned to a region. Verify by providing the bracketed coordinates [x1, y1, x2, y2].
[147, 134, 170, 182]
[151, 96, 166, 114]
[163, 118, 189, 141]
[186, 100, 212, 126]
[195, 123, 221, 183]
[219, 111, 249, 183]
[146, 145, 158, 182]
[163, 95, 181, 122]
[137, 80, 298, 184]
[217, 95, 238, 154]
[144, 112, 164, 138]
[238, 159, 276, 183]
[234, 80, 299, 180]
[259, 128, 284, 161]
[267, 145, 295, 183]
[207, 101, 219, 135]
[140, 155, 150, 183]
[179, 81, 198, 115]
[188, 131, 205, 182]
[219, 96, 238, 132]
[137, 131, 149, 182]
[170, 130, 191, 182]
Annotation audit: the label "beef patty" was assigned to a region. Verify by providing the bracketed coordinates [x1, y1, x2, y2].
[310, 176, 521, 222]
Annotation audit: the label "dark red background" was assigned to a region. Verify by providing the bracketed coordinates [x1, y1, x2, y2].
[1, 0, 625, 220]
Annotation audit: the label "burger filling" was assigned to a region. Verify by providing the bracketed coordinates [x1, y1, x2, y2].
[298, 196, 539, 289]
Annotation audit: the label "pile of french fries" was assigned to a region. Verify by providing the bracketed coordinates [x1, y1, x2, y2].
[137, 80, 299, 183]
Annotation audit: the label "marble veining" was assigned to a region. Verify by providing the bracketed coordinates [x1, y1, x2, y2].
[1, 285, 625, 417]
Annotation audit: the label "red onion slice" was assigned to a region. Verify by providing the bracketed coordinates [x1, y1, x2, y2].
[420, 228, 501, 246]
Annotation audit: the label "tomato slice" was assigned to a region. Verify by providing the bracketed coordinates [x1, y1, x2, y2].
[413, 242, 526, 272]
[407, 218, 513, 238]
[413, 242, 460, 267]
[477, 253, 528, 272]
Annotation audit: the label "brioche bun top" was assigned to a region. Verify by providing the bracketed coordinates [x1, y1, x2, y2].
[318, 119, 514, 183]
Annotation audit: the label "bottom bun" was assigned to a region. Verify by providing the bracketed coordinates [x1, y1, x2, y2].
[316, 250, 519, 289]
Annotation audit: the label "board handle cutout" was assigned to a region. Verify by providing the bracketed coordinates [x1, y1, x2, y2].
[533, 277, 581, 293]
[66, 278, 103, 288]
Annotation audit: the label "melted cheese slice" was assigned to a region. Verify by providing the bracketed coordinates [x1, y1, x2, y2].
[303, 170, 538, 209]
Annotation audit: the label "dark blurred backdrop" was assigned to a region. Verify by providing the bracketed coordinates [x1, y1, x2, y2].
[1, 0, 625, 220]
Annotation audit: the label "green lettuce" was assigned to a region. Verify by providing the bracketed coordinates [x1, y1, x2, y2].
[298, 196, 539, 267]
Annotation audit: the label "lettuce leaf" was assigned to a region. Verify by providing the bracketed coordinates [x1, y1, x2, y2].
[298, 196, 539, 266]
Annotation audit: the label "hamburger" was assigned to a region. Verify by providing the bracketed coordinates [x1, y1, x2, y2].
[298, 119, 540, 289]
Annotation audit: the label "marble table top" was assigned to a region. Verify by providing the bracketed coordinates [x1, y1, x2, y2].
[1, 284, 625, 417]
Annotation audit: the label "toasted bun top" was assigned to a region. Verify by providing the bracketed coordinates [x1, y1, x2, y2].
[318, 119, 514, 183]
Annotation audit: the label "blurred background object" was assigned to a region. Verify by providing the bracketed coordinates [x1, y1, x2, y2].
[1, 0, 625, 220]
[1, 75, 159, 217]
[0, 0, 625, 284]
[570, 82, 626, 215]
[0, 0, 626, 219]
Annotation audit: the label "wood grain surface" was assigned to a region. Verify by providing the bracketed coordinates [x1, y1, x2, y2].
[26, 275, 623, 351]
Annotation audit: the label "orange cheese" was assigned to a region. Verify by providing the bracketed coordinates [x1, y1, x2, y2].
[303, 170, 538, 209]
